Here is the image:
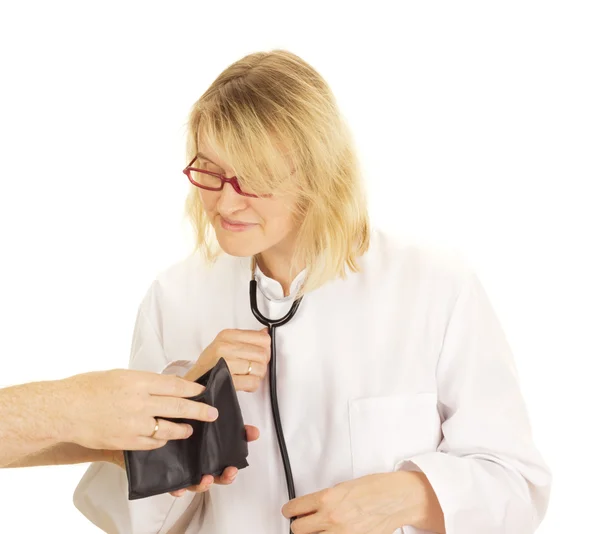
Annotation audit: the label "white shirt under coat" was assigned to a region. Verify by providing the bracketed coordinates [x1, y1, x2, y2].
[73, 229, 551, 534]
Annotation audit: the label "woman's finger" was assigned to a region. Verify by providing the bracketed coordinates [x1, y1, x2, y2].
[216, 341, 271, 364]
[233, 374, 262, 392]
[214, 466, 238, 485]
[245, 424, 260, 442]
[186, 474, 214, 493]
[227, 358, 267, 378]
[217, 329, 271, 349]
[289, 512, 325, 534]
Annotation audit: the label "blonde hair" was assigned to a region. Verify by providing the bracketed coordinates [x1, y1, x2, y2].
[185, 49, 370, 295]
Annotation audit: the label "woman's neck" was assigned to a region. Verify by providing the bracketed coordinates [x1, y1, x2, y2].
[255, 250, 303, 298]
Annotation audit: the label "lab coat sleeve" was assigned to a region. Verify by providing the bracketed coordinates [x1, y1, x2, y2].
[160, 360, 196, 377]
[396, 272, 551, 534]
[73, 285, 204, 534]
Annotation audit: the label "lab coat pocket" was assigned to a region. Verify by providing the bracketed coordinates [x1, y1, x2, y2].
[349, 393, 441, 479]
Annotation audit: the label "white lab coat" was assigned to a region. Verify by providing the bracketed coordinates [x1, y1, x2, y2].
[73, 229, 551, 533]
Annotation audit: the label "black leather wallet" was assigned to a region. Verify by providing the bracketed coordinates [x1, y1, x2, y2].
[124, 357, 249, 500]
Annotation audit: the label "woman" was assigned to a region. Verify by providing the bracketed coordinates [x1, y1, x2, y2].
[74, 50, 551, 534]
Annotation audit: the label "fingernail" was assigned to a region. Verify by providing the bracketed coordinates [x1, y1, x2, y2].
[208, 407, 219, 420]
[186, 425, 194, 437]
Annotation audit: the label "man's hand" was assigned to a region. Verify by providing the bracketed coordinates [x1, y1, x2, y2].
[58, 369, 218, 451]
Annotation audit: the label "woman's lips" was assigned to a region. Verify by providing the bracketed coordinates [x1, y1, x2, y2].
[219, 216, 257, 232]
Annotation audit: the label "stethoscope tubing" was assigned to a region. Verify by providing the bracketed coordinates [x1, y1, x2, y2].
[249, 279, 303, 531]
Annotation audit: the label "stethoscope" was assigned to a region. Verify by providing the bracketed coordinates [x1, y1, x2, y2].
[249, 274, 303, 532]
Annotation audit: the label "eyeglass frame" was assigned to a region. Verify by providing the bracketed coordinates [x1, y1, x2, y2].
[183, 155, 270, 198]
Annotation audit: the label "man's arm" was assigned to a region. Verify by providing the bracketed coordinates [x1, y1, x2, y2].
[0, 380, 74, 467]
[0, 369, 214, 468]
[5, 443, 116, 468]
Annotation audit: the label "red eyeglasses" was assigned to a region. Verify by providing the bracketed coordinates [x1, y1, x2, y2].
[183, 155, 268, 198]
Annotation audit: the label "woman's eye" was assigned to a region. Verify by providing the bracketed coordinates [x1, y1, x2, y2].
[199, 160, 221, 173]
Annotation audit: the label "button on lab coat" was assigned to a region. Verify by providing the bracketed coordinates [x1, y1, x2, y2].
[73, 230, 551, 533]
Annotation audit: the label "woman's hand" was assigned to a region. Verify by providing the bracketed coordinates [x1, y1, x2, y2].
[108, 426, 260, 497]
[281, 471, 445, 534]
[168, 425, 260, 496]
[187, 328, 271, 392]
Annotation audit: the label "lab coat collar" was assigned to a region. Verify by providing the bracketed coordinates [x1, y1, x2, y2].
[240, 257, 305, 303]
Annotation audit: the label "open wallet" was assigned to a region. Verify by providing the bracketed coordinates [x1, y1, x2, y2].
[124, 357, 249, 500]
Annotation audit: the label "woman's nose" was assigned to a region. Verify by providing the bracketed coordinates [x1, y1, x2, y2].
[216, 181, 247, 212]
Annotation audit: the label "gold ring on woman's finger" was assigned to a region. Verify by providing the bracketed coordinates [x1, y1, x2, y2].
[246, 361, 253, 375]
[149, 417, 160, 438]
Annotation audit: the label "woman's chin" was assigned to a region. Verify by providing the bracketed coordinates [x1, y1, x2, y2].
[215, 233, 262, 258]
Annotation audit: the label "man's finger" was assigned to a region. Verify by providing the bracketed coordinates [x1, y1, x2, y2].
[148, 374, 205, 398]
[150, 419, 193, 441]
[133, 437, 169, 451]
[151, 397, 218, 422]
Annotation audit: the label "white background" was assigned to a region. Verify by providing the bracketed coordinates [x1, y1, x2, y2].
[0, 1, 598, 532]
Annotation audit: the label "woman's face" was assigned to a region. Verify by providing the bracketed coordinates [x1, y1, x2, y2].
[196, 142, 299, 259]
